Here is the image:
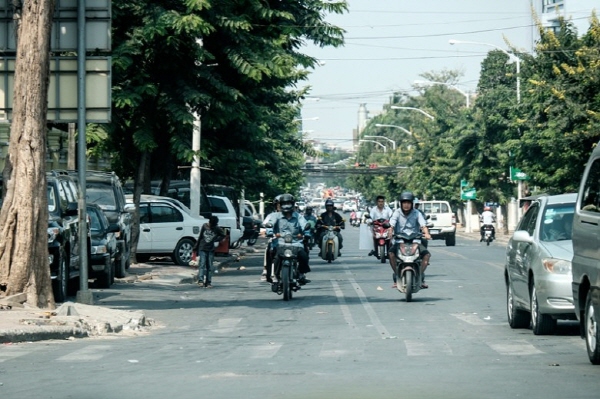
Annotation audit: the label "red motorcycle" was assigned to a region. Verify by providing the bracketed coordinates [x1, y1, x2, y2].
[371, 218, 391, 263]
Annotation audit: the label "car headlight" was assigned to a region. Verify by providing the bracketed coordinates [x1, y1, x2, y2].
[542, 258, 571, 274]
[91, 245, 108, 255]
[48, 227, 60, 243]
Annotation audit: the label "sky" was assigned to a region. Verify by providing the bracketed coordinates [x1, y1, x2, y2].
[298, 0, 596, 149]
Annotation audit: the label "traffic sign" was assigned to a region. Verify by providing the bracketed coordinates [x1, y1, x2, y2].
[510, 167, 530, 181]
[461, 187, 477, 200]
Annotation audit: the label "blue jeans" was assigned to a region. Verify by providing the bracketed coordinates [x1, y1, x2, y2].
[198, 250, 215, 284]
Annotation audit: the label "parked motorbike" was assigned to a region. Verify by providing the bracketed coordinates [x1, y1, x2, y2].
[482, 224, 495, 246]
[393, 232, 424, 302]
[319, 224, 341, 263]
[272, 234, 302, 301]
[371, 218, 391, 263]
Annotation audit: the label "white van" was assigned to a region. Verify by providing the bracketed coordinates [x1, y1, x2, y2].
[207, 195, 243, 247]
[417, 200, 456, 246]
[571, 142, 600, 364]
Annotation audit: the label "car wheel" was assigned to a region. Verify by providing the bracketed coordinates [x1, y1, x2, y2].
[52, 249, 68, 303]
[531, 284, 556, 335]
[445, 233, 456, 246]
[136, 254, 151, 263]
[173, 238, 195, 266]
[229, 239, 241, 249]
[110, 259, 115, 285]
[507, 278, 529, 328]
[115, 253, 127, 278]
[585, 291, 600, 365]
[247, 237, 257, 246]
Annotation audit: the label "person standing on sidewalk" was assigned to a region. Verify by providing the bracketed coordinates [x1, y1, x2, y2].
[194, 216, 225, 288]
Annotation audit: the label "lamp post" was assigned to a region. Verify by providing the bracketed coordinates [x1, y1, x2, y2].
[363, 135, 396, 150]
[375, 123, 412, 136]
[359, 139, 386, 153]
[390, 106, 435, 120]
[449, 39, 521, 104]
[414, 79, 470, 108]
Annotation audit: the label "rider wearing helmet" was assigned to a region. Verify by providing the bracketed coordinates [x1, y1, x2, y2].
[261, 195, 284, 282]
[388, 191, 432, 288]
[316, 198, 345, 256]
[272, 194, 311, 287]
[480, 205, 496, 241]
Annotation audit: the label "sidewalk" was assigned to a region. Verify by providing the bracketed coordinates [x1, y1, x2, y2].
[0, 244, 264, 344]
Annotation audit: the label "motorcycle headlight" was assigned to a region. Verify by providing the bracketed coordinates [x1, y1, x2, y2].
[283, 234, 293, 244]
[284, 248, 293, 257]
[542, 258, 571, 274]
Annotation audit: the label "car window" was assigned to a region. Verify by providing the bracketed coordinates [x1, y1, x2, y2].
[60, 180, 75, 203]
[518, 203, 539, 236]
[88, 209, 101, 232]
[86, 184, 117, 211]
[150, 204, 183, 223]
[580, 158, 600, 213]
[210, 197, 228, 214]
[47, 185, 57, 212]
[540, 203, 575, 242]
[139, 204, 150, 223]
[55, 180, 69, 210]
[441, 203, 449, 213]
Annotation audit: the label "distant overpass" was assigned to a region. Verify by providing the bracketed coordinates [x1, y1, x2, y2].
[301, 165, 408, 176]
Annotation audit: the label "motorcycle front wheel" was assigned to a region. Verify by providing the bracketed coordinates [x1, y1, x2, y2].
[378, 245, 386, 263]
[403, 270, 413, 302]
[282, 265, 292, 301]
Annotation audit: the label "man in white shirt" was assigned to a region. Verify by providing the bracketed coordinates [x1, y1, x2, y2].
[367, 195, 394, 256]
[480, 206, 496, 241]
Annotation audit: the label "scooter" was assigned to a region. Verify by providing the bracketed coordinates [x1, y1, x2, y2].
[482, 224, 495, 246]
[272, 234, 302, 301]
[371, 218, 391, 263]
[319, 225, 340, 263]
[350, 217, 360, 227]
[393, 232, 424, 302]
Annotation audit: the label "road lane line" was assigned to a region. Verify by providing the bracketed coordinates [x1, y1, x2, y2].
[56, 345, 112, 361]
[487, 339, 544, 355]
[345, 270, 391, 338]
[405, 340, 453, 356]
[331, 280, 357, 330]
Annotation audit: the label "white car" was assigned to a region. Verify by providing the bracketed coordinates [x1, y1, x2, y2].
[207, 195, 243, 246]
[125, 195, 207, 265]
[342, 200, 358, 213]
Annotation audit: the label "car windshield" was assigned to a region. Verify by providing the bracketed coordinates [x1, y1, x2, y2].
[88, 209, 101, 232]
[540, 203, 575, 242]
[86, 185, 117, 211]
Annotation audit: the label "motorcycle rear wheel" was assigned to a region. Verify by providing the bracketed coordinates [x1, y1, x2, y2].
[378, 245, 386, 263]
[404, 270, 413, 302]
[282, 266, 292, 301]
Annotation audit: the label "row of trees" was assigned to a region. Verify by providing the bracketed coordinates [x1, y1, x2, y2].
[0, 0, 348, 306]
[349, 14, 600, 214]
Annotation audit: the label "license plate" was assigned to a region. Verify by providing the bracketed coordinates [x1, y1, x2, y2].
[430, 229, 440, 234]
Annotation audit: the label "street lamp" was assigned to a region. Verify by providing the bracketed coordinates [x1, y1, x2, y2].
[390, 106, 435, 120]
[294, 116, 319, 122]
[359, 139, 386, 153]
[363, 135, 396, 150]
[449, 39, 521, 104]
[414, 80, 470, 108]
[375, 123, 412, 136]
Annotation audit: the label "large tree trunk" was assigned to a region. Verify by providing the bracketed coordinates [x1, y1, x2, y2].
[0, 0, 57, 308]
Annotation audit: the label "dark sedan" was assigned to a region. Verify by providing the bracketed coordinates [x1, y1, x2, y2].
[87, 204, 119, 288]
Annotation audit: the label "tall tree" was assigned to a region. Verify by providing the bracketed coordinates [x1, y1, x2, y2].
[0, 0, 56, 307]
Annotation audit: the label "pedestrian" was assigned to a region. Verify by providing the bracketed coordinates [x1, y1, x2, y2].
[193, 216, 225, 288]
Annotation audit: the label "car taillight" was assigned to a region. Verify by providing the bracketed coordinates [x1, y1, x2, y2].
[452, 213, 456, 226]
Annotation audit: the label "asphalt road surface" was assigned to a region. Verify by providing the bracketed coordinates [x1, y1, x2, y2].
[1, 224, 597, 399]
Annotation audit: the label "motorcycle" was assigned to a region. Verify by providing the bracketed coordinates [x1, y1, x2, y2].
[303, 220, 316, 253]
[272, 233, 302, 301]
[393, 232, 424, 302]
[350, 217, 360, 227]
[319, 224, 341, 263]
[482, 224, 495, 246]
[371, 218, 391, 263]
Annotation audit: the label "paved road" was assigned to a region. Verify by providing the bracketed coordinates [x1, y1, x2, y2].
[0, 226, 596, 399]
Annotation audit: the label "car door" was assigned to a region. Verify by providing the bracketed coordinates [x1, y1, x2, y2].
[513, 202, 541, 305]
[148, 203, 184, 252]
[137, 203, 152, 252]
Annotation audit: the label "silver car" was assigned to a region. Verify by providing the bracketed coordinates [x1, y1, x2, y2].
[504, 193, 577, 335]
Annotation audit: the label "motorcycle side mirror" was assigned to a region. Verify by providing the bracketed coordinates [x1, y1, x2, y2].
[383, 222, 391, 228]
[263, 222, 273, 228]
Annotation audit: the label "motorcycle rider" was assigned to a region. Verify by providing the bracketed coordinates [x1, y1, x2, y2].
[480, 206, 496, 241]
[316, 198, 345, 256]
[387, 191, 432, 289]
[367, 195, 394, 256]
[261, 195, 282, 282]
[303, 206, 318, 252]
[272, 194, 310, 287]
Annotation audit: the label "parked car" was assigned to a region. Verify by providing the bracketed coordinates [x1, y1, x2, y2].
[505, 193, 577, 335]
[68, 170, 134, 278]
[418, 200, 456, 246]
[47, 171, 85, 302]
[87, 203, 119, 288]
[207, 194, 243, 247]
[572, 142, 600, 364]
[126, 195, 207, 265]
[242, 201, 261, 246]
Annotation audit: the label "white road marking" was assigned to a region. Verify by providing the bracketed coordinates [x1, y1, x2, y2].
[487, 340, 544, 355]
[56, 345, 112, 361]
[210, 318, 242, 333]
[345, 270, 391, 338]
[331, 280, 357, 330]
[405, 340, 453, 356]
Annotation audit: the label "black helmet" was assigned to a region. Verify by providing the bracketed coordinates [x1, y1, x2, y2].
[273, 195, 282, 204]
[399, 191, 415, 203]
[305, 206, 313, 213]
[279, 193, 295, 213]
[325, 199, 334, 207]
